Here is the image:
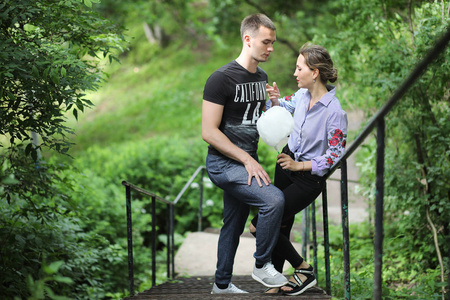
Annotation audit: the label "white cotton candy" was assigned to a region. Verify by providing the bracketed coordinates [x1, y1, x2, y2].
[257, 106, 294, 152]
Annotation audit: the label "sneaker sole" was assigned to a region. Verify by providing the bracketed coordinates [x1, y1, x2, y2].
[251, 273, 289, 288]
[211, 291, 248, 294]
[285, 279, 317, 296]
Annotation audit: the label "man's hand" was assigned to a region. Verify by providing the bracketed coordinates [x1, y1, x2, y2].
[243, 156, 271, 187]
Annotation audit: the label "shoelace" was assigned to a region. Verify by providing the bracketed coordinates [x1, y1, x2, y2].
[263, 263, 279, 277]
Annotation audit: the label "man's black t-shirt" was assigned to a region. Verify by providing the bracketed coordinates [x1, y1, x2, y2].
[203, 60, 268, 156]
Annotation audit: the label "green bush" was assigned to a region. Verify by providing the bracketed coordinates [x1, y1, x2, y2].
[310, 221, 445, 299]
[0, 192, 110, 299]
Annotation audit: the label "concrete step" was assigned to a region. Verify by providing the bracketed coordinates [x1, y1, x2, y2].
[124, 275, 331, 299]
[175, 231, 302, 276]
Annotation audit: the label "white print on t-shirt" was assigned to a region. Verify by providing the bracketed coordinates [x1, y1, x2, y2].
[233, 81, 266, 103]
[242, 102, 261, 125]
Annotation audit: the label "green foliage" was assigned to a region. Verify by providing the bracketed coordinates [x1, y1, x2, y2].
[0, 0, 124, 209]
[0, 0, 125, 298]
[0, 192, 112, 299]
[0, 0, 123, 153]
[339, 0, 449, 287]
[312, 222, 445, 299]
[24, 261, 73, 300]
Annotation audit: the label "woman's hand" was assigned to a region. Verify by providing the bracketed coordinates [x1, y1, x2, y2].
[266, 82, 280, 105]
[276, 153, 303, 172]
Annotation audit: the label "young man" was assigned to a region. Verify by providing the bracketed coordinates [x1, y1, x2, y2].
[202, 14, 288, 294]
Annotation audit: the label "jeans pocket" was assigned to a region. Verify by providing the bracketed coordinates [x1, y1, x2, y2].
[206, 154, 229, 174]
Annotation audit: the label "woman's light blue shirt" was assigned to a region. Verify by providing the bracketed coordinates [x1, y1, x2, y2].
[267, 86, 348, 177]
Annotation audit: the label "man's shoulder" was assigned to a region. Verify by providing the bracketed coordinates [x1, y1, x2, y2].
[215, 60, 238, 73]
[256, 65, 267, 76]
[205, 61, 234, 83]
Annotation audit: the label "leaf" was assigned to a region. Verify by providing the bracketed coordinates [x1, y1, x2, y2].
[43, 261, 64, 275]
[83, 0, 92, 8]
[82, 98, 94, 106]
[50, 68, 60, 85]
[43, 66, 50, 79]
[72, 108, 78, 120]
[6, 91, 16, 102]
[15, 234, 26, 247]
[31, 148, 38, 161]
[53, 275, 74, 284]
[76, 99, 84, 112]
[1, 176, 20, 185]
[25, 143, 33, 156]
[61, 66, 67, 77]
[44, 286, 72, 300]
[32, 65, 39, 77]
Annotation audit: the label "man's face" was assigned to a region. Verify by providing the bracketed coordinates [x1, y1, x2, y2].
[248, 26, 276, 63]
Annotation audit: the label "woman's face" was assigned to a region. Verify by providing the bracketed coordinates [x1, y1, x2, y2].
[293, 54, 315, 89]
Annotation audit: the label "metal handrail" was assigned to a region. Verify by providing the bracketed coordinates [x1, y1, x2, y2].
[122, 181, 172, 204]
[121, 165, 206, 297]
[313, 27, 450, 299]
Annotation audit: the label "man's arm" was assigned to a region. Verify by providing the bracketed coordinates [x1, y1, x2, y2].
[201, 100, 271, 187]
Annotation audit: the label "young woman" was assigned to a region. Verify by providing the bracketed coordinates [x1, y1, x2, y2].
[250, 43, 347, 296]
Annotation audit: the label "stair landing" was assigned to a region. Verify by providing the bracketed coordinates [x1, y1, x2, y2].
[123, 275, 331, 299]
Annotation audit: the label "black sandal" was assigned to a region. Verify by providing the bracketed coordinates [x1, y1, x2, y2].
[282, 266, 317, 296]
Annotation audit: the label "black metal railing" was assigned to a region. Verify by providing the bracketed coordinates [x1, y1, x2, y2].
[121, 165, 205, 296]
[315, 27, 450, 299]
[122, 27, 449, 299]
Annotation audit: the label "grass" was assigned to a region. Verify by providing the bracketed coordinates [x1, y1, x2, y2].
[65, 43, 222, 155]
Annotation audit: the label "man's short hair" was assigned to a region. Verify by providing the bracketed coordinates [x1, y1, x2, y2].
[240, 14, 276, 40]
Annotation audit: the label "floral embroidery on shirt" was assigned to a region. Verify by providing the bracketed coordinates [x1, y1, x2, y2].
[285, 93, 295, 102]
[325, 129, 347, 167]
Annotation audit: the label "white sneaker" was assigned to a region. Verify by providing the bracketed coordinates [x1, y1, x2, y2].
[211, 282, 249, 294]
[252, 262, 288, 288]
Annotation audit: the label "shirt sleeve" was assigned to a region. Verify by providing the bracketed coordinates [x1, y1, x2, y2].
[203, 71, 228, 105]
[265, 89, 302, 114]
[311, 110, 348, 176]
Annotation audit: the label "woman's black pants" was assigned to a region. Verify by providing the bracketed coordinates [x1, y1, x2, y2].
[251, 157, 325, 273]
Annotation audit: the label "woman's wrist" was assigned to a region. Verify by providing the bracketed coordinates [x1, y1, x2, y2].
[295, 161, 304, 172]
[270, 97, 280, 106]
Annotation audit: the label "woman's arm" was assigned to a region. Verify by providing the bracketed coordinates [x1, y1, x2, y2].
[311, 110, 348, 176]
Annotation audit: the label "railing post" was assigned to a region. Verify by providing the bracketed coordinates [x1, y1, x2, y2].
[448, 231, 450, 300]
[170, 204, 175, 279]
[151, 196, 156, 287]
[322, 185, 331, 295]
[374, 119, 385, 299]
[166, 203, 171, 279]
[302, 207, 310, 259]
[198, 168, 205, 232]
[312, 200, 318, 281]
[341, 159, 351, 300]
[125, 186, 135, 296]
